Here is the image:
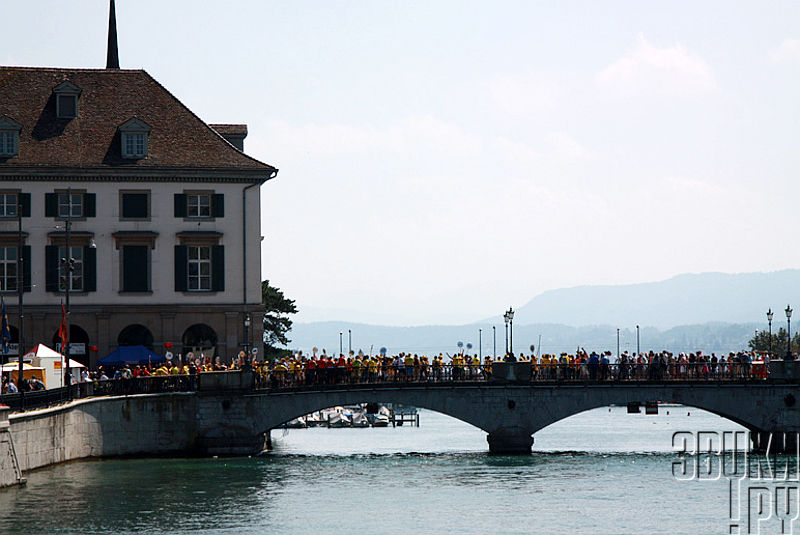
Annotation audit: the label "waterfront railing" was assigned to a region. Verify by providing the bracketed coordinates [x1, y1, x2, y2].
[0, 361, 779, 412]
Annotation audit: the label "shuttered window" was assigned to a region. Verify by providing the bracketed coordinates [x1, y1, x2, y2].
[121, 245, 149, 292]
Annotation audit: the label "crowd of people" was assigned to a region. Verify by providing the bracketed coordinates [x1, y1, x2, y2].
[254, 348, 770, 389]
[0, 348, 771, 394]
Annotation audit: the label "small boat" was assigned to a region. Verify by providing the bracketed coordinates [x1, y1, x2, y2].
[351, 410, 370, 428]
[283, 417, 307, 429]
[372, 406, 391, 427]
[302, 411, 325, 427]
[372, 413, 390, 427]
[327, 412, 351, 428]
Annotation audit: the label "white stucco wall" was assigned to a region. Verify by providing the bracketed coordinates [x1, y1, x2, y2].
[0, 179, 263, 307]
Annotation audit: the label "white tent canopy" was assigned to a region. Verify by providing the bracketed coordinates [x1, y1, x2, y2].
[21, 343, 85, 368]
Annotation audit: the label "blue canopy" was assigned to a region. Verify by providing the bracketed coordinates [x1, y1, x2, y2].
[98, 345, 166, 366]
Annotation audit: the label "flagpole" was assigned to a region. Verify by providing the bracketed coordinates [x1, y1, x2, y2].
[17, 195, 24, 407]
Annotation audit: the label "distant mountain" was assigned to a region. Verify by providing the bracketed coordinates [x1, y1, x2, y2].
[288, 320, 762, 357]
[510, 270, 800, 329]
[286, 270, 797, 357]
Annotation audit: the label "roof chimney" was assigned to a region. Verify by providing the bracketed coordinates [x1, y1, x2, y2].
[106, 0, 120, 69]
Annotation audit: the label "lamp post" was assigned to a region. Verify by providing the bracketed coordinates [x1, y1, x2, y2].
[767, 308, 773, 357]
[507, 307, 514, 356]
[617, 328, 620, 360]
[60, 197, 73, 392]
[348, 329, 351, 355]
[636, 325, 640, 356]
[339, 332, 343, 356]
[492, 326, 496, 357]
[786, 305, 793, 360]
[243, 314, 251, 366]
[17, 195, 24, 406]
[478, 328, 482, 360]
[503, 311, 510, 357]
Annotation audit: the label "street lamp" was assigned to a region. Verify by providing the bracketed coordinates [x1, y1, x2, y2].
[503, 310, 510, 357]
[507, 307, 514, 356]
[767, 308, 774, 357]
[492, 326, 496, 357]
[16, 195, 25, 406]
[617, 328, 620, 360]
[478, 328, 482, 360]
[348, 329, 352, 355]
[636, 325, 640, 356]
[786, 305, 793, 360]
[243, 314, 251, 365]
[339, 332, 343, 356]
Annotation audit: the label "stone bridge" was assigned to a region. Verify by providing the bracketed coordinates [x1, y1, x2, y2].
[196, 377, 800, 454]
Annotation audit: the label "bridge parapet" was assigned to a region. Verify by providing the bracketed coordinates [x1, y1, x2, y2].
[197, 371, 255, 392]
[767, 360, 800, 381]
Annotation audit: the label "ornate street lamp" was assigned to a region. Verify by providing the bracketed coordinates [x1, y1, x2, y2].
[786, 305, 793, 360]
[16, 195, 25, 406]
[503, 310, 510, 357]
[243, 314, 251, 362]
[503, 307, 514, 357]
[767, 308, 774, 356]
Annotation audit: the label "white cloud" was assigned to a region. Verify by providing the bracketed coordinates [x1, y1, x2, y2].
[770, 39, 800, 63]
[255, 115, 483, 160]
[489, 72, 560, 114]
[596, 34, 717, 97]
[546, 132, 589, 159]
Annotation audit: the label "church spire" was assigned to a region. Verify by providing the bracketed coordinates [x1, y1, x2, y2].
[106, 0, 120, 69]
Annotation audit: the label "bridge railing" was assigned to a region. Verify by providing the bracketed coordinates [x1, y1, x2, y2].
[0, 375, 196, 412]
[0, 361, 774, 410]
[254, 361, 770, 391]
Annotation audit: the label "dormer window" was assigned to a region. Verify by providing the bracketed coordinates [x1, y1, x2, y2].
[0, 116, 22, 158]
[53, 81, 82, 119]
[119, 118, 152, 159]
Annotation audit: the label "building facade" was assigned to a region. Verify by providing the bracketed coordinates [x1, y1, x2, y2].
[0, 66, 277, 367]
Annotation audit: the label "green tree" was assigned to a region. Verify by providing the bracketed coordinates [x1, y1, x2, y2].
[748, 327, 800, 357]
[261, 280, 297, 360]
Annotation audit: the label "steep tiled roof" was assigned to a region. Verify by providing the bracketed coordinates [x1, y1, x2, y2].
[0, 67, 276, 174]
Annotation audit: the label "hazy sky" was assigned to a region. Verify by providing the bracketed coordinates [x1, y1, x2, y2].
[6, 1, 800, 325]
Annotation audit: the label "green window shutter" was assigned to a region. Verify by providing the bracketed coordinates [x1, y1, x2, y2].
[20, 193, 31, 217]
[84, 246, 97, 292]
[211, 245, 225, 291]
[213, 194, 224, 218]
[174, 194, 187, 218]
[83, 193, 96, 218]
[174, 245, 187, 291]
[22, 245, 31, 292]
[45, 245, 59, 292]
[45, 193, 57, 218]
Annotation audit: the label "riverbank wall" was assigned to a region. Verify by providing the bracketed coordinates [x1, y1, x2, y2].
[0, 393, 199, 488]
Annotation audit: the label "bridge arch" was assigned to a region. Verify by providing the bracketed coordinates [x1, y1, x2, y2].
[194, 382, 800, 455]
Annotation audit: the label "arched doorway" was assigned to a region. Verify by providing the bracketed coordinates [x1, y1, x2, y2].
[51, 324, 90, 364]
[182, 324, 217, 359]
[117, 324, 154, 349]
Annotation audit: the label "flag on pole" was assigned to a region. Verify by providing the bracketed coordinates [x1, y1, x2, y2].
[58, 301, 68, 352]
[0, 296, 10, 355]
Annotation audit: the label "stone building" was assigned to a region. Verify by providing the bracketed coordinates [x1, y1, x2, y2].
[0, 2, 278, 367]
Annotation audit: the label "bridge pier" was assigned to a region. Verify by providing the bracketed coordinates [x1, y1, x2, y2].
[487, 427, 533, 455]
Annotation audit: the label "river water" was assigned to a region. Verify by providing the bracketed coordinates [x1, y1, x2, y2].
[0, 406, 771, 534]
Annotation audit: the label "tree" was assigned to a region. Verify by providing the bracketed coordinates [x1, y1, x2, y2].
[748, 327, 800, 357]
[262, 280, 297, 360]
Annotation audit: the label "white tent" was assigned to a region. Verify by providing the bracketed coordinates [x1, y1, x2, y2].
[15, 344, 85, 388]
